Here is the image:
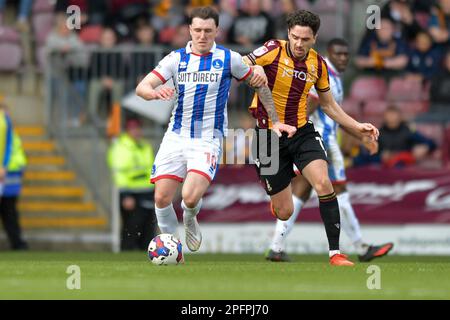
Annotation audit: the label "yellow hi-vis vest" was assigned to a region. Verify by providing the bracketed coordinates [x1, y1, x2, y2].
[107, 133, 154, 191]
[8, 132, 27, 171]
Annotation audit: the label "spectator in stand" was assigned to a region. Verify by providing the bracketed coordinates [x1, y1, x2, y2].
[55, 0, 108, 26]
[46, 14, 88, 126]
[88, 28, 124, 121]
[151, 0, 184, 44]
[355, 18, 409, 75]
[378, 106, 436, 168]
[170, 24, 190, 49]
[273, 0, 297, 40]
[428, 0, 450, 45]
[228, 0, 273, 48]
[0, 0, 32, 31]
[407, 30, 444, 80]
[128, 22, 156, 90]
[381, 0, 422, 42]
[416, 49, 450, 122]
[108, 0, 150, 40]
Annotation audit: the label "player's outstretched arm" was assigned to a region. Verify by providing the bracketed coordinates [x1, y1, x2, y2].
[136, 72, 174, 101]
[318, 89, 379, 141]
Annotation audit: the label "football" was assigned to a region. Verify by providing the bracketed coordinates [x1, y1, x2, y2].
[148, 234, 183, 265]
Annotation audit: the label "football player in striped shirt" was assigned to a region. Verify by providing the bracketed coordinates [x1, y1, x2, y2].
[136, 6, 296, 252]
[244, 10, 379, 266]
[266, 38, 394, 263]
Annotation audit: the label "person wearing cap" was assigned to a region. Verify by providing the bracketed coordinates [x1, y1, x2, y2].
[107, 118, 157, 251]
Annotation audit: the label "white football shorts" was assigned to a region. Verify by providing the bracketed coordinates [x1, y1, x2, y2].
[150, 131, 222, 184]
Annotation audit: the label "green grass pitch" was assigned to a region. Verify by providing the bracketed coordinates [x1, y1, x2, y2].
[0, 252, 449, 299]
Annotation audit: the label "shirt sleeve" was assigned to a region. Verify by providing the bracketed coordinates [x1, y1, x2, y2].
[230, 51, 252, 81]
[151, 51, 178, 83]
[315, 56, 330, 93]
[246, 39, 281, 66]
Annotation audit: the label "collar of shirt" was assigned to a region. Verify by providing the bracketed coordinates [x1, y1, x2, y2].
[185, 41, 217, 55]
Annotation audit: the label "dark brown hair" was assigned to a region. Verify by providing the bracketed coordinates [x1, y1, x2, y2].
[286, 10, 320, 35]
[188, 6, 219, 27]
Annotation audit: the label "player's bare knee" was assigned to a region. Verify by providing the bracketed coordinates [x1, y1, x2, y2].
[275, 205, 294, 221]
[154, 192, 172, 208]
[182, 196, 200, 209]
[312, 177, 333, 195]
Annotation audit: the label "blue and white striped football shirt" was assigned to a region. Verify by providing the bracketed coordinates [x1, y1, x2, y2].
[308, 57, 344, 147]
[151, 41, 252, 139]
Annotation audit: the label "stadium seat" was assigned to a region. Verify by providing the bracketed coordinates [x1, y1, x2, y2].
[0, 26, 20, 42]
[360, 115, 383, 128]
[349, 76, 387, 101]
[387, 77, 425, 102]
[341, 98, 362, 118]
[0, 27, 22, 72]
[396, 101, 429, 119]
[414, 123, 445, 146]
[32, 12, 55, 45]
[32, 0, 55, 13]
[362, 99, 388, 117]
[79, 25, 103, 44]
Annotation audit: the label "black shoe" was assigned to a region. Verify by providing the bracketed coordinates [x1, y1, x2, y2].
[265, 249, 291, 262]
[358, 242, 394, 262]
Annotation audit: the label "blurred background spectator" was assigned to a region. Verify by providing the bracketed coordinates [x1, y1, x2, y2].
[407, 30, 443, 80]
[355, 18, 409, 75]
[227, 0, 273, 48]
[46, 13, 87, 126]
[381, 0, 422, 42]
[88, 27, 124, 122]
[428, 0, 450, 46]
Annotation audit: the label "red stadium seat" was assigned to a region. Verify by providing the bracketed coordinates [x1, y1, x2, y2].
[396, 101, 429, 119]
[0, 27, 22, 72]
[341, 98, 362, 118]
[0, 43, 22, 71]
[32, 12, 55, 45]
[362, 99, 388, 117]
[414, 123, 445, 145]
[0, 27, 20, 42]
[387, 77, 425, 102]
[79, 25, 103, 44]
[349, 76, 387, 101]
